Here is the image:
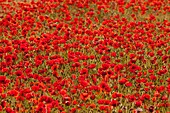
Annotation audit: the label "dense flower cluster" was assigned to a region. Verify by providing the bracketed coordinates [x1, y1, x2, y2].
[0, 0, 170, 113]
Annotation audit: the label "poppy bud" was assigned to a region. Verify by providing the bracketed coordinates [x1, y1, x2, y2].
[148, 106, 154, 112]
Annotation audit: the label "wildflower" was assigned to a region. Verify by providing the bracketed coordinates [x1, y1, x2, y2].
[125, 81, 132, 87]
[15, 70, 23, 76]
[0, 76, 6, 83]
[110, 99, 119, 107]
[102, 63, 110, 70]
[119, 78, 127, 85]
[88, 64, 96, 69]
[31, 86, 40, 92]
[7, 90, 18, 96]
[148, 106, 154, 112]
[111, 52, 117, 57]
[135, 101, 142, 107]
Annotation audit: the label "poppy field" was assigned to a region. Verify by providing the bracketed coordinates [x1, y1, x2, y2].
[0, 0, 170, 113]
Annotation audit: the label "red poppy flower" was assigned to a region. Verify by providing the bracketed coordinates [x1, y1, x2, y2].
[71, 108, 76, 113]
[130, 53, 136, 59]
[141, 94, 150, 101]
[15, 70, 23, 76]
[4, 46, 12, 53]
[100, 81, 111, 92]
[6, 107, 14, 113]
[80, 80, 89, 87]
[99, 105, 109, 111]
[97, 99, 104, 104]
[0, 76, 6, 83]
[100, 55, 110, 62]
[114, 64, 124, 72]
[72, 62, 81, 67]
[129, 64, 141, 73]
[119, 78, 127, 85]
[103, 100, 111, 105]
[80, 92, 89, 101]
[148, 52, 155, 57]
[125, 81, 132, 87]
[4, 55, 12, 64]
[102, 63, 110, 70]
[110, 99, 119, 107]
[111, 52, 117, 57]
[88, 64, 96, 69]
[156, 86, 165, 92]
[1, 100, 6, 108]
[119, 52, 124, 57]
[7, 90, 18, 96]
[36, 102, 46, 113]
[135, 101, 142, 107]
[25, 93, 33, 100]
[112, 92, 118, 98]
[80, 68, 88, 74]
[31, 85, 40, 92]
[150, 74, 157, 81]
